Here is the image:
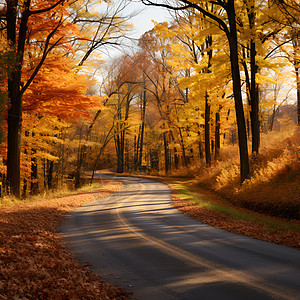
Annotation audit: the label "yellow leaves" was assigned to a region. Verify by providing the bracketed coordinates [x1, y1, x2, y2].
[256, 73, 277, 85]
[154, 22, 176, 39]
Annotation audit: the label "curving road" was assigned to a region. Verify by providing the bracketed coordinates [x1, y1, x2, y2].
[61, 173, 300, 300]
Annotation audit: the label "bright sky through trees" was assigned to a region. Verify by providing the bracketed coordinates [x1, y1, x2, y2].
[127, 1, 170, 38]
[94, 1, 170, 69]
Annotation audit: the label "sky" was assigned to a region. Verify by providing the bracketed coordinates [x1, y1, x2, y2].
[97, 1, 171, 61]
[92, 1, 171, 83]
[126, 1, 171, 38]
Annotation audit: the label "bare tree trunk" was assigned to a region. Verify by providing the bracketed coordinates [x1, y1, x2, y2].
[115, 126, 125, 174]
[163, 131, 170, 174]
[138, 90, 146, 170]
[204, 94, 211, 166]
[227, 2, 250, 182]
[31, 150, 38, 194]
[178, 127, 188, 167]
[47, 160, 54, 189]
[215, 110, 220, 160]
[75, 127, 84, 189]
[295, 64, 300, 125]
[6, 1, 23, 197]
[197, 130, 204, 160]
[134, 134, 138, 171]
[249, 39, 260, 154]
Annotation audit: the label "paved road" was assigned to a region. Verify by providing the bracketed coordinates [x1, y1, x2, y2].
[61, 173, 300, 300]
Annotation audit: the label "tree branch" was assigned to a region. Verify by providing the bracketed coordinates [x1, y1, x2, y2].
[29, 0, 65, 15]
[264, 38, 293, 60]
[21, 22, 62, 94]
[142, 0, 230, 36]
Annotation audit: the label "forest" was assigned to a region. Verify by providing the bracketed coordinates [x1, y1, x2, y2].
[0, 0, 299, 216]
[0, 0, 299, 298]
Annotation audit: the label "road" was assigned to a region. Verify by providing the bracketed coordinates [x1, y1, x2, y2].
[61, 173, 300, 300]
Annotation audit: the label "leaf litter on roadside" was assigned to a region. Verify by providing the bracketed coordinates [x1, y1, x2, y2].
[172, 193, 300, 249]
[0, 180, 131, 299]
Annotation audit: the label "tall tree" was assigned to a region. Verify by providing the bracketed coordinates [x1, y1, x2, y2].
[2, 0, 134, 196]
[4, 0, 71, 196]
[142, 0, 250, 182]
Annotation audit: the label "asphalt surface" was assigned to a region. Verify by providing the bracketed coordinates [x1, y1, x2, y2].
[61, 173, 300, 300]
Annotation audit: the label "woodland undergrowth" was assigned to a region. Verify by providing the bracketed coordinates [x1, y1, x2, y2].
[173, 126, 300, 220]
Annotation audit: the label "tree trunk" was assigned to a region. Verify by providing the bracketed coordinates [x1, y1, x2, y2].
[115, 130, 125, 173]
[91, 147, 105, 184]
[6, 1, 31, 197]
[31, 149, 38, 195]
[75, 144, 86, 189]
[163, 131, 169, 174]
[22, 178, 27, 198]
[227, 1, 250, 183]
[134, 134, 138, 171]
[7, 104, 22, 197]
[249, 39, 260, 154]
[215, 110, 220, 160]
[138, 90, 146, 170]
[295, 64, 300, 125]
[178, 127, 188, 167]
[47, 160, 54, 189]
[197, 130, 204, 160]
[204, 94, 211, 166]
[247, 2, 260, 154]
[75, 126, 85, 189]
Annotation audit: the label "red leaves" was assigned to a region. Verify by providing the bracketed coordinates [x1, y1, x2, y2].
[0, 180, 130, 299]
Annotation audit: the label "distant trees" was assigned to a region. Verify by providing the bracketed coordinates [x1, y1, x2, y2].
[93, 0, 298, 183]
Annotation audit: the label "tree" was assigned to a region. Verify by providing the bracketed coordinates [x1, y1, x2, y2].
[21, 53, 102, 194]
[4, 0, 73, 196]
[138, 29, 182, 173]
[142, 0, 250, 182]
[102, 55, 141, 173]
[1, 0, 134, 196]
[72, 0, 135, 67]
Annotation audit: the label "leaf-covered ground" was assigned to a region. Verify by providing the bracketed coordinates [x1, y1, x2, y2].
[0, 180, 131, 299]
[171, 187, 300, 249]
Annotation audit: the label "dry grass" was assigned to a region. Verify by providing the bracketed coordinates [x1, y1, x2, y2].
[188, 126, 300, 219]
[0, 180, 131, 299]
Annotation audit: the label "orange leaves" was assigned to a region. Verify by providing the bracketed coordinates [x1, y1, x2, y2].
[23, 56, 103, 121]
[19, 0, 102, 122]
[0, 180, 130, 299]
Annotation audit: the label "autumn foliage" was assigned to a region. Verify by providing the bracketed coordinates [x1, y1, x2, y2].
[0, 0, 299, 296]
